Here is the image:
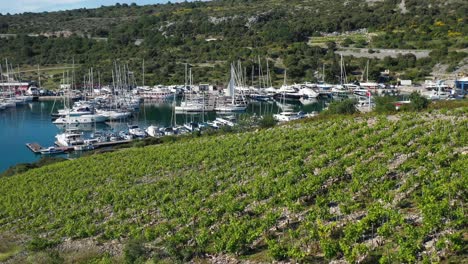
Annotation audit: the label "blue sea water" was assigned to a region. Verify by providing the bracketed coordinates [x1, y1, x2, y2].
[0, 99, 326, 172]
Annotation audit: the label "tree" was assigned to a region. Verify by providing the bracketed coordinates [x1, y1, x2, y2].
[374, 96, 397, 113]
[325, 99, 357, 115]
[405, 92, 429, 111]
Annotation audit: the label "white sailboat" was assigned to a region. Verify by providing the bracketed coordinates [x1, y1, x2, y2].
[176, 67, 215, 113]
[215, 63, 247, 112]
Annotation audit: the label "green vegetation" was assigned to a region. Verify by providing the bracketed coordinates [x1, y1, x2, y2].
[374, 96, 398, 113]
[0, 0, 466, 88]
[406, 92, 430, 111]
[258, 114, 277, 128]
[0, 156, 67, 178]
[374, 93, 430, 113]
[0, 102, 466, 263]
[324, 99, 358, 115]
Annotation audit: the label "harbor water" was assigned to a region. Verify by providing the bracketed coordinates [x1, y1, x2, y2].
[0, 98, 327, 172]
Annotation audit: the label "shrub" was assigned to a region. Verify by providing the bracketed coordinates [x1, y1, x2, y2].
[27, 237, 59, 251]
[405, 92, 429, 111]
[374, 96, 397, 113]
[259, 114, 277, 128]
[325, 99, 358, 115]
[123, 239, 146, 264]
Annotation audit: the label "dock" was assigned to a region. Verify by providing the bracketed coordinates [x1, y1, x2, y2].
[27, 139, 134, 155]
[26, 143, 43, 153]
[94, 140, 133, 148]
[26, 143, 73, 154]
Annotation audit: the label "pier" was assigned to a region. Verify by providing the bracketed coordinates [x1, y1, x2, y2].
[25, 143, 43, 153]
[26, 143, 72, 153]
[26, 139, 132, 155]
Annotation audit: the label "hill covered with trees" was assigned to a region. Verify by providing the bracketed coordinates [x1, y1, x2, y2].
[0, 0, 466, 87]
[0, 103, 467, 263]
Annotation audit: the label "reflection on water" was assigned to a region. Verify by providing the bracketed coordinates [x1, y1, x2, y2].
[0, 98, 329, 171]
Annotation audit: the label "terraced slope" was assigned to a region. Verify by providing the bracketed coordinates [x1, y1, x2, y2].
[0, 107, 467, 263]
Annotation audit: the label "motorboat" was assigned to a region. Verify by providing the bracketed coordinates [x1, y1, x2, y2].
[215, 117, 235, 127]
[273, 111, 306, 122]
[146, 125, 164, 137]
[96, 109, 132, 121]
[53, 113, 108, 124]
[74, 144, 95, 151]
[299, 87, 319, 99]
[160, 127, 177, 136]
[40, 146, 65, 155]
[128, 125, 147, 138]
[55, 130, 85, 147]
[183, 122, 200, 132]
[274, 85, 302, 100]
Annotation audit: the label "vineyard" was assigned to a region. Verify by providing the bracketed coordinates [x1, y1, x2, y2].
[0, 106, 467, 263]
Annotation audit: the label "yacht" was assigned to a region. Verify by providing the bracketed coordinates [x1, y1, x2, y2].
[353, 89, 371, 98]
[273, 111, 305, 122]
[299, 87, 319, 99]
[183, 122, 200, 132]
[128, 125, 147, 138]
[356, 99, 375, 112]
[74, 144, 95, 151]
[161, 127, 177, 136]
[146, 125, 164, 137]
[16, 95, 34, 102]
[274, 85, 302, 100]
[55, 130, 85, 147]
[215, 117, 235, 127]
[249, 92, 273, 102]
[138, 87, 174, 99]
[1, 99, 16, 108]
[96, 109, 132, 121]
[54, 106, 93, 118]
[53, 113, 108, 124]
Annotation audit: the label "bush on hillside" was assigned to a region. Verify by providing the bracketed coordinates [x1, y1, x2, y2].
[124, 239, 147, 264]
[259, 114, 278, 128]
[405, 92, 430, 111]
[374, 96, 397, 113]
[325, 99, 358, 115]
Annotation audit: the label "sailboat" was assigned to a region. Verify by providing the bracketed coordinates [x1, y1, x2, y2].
[215, 63, 247, 112]
[249, 58, 274, 102]
[356, 60, 379, 98]
[175, 66, 215, 113]
[332, 54, 354, 99]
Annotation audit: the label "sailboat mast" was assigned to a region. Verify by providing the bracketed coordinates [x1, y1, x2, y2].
[322, 64, 325, 82]
[366, 60, 369, 82]
[37, 64, 41, 88]
[258, 56, 262, 88]
[266, 59, 271, 87]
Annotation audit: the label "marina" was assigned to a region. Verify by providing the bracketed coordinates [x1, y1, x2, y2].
[1, 59, 465, 172]
[0, 98, 325, 172]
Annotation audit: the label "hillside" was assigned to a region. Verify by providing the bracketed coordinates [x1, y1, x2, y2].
[0, 0, 466, 87]
[0, 105, 467, 263]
